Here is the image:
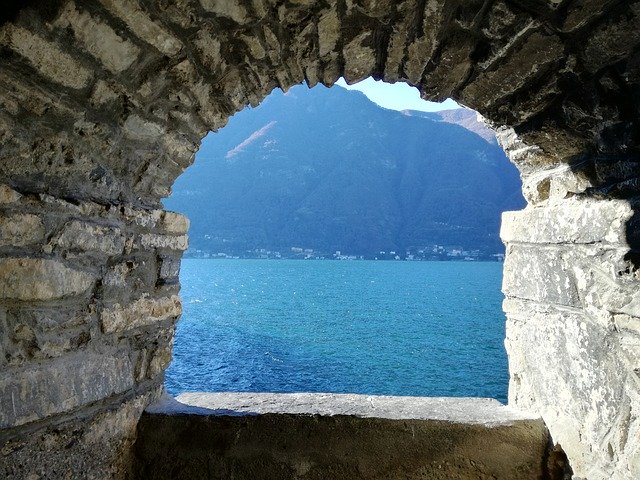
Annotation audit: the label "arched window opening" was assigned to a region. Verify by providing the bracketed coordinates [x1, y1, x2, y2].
[163, 78, 525, 404]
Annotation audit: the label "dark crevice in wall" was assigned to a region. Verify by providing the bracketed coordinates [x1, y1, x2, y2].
[0, 0, 62, 27]
[542, 442, 573, 480]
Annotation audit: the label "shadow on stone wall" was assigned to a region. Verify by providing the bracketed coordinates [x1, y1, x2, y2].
[569, 152, 640, 270]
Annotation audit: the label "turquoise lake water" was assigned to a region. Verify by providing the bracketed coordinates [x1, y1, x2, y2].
[165, 259, 509, 403]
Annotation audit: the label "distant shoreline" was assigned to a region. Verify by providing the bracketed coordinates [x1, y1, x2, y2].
[181, 256, 504, 263]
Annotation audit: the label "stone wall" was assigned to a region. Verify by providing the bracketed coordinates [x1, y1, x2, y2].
[497, 124, 640, 479]
[0, 185, 187, 478]
[0, 1, 638, 479]
[501, 196, 639, 478]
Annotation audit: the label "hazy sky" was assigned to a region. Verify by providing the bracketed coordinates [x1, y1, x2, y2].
[336, 77, 460, 112]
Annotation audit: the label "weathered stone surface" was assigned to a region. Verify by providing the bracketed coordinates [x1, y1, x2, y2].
[505, 299, 640, 480]
[99, 0, 183, 56]
[0, 213, 45, 247]
[501, 199, 633, 244]
[421, 40, 474, 100]
[3, 312, 91, 366]
[573, 256, 640, 319]
[101, 257, 159, 302]
[137, 393, 554, 480]
[494, 125, 544, 176]
[505, 242, 639, 315]
[123, 115, 165, 140]
[133, 326, 175, 382]
[54, 2, 141, 74]
[460, 33, 564, 111]
[0, 350, 134, 428]
[52, 220, 125, 256]
[0, 184, 22, 204]
[343, 32, 376, 84]
[147, 340, 174, 378]
[199, 0, 249, 24]
[162, 211, 189, 235]
[502, 244, 581, 307]
[318, 8, 340, 58]
[0, 258, 94, 301]
[158, 256, 181, 279]
[519, 163, 596, 205]
[403, 0, 453, 84]
[101, 295, 181, 334]
[383, 1, 415, 82]
[172, 392, 537, 423]
[581, 6, 640, 74]
[1, 25, 92, 89]
[139, 233, 188, 251]
[1, 389, 161, 480]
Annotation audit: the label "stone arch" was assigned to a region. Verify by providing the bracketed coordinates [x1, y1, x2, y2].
[0, 1, 638, 479]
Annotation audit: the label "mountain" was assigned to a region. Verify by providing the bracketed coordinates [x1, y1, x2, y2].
[402, 108, 498, 145]
[164, 84, 525, 259]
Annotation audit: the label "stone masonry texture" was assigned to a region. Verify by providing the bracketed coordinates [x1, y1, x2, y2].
[0, 1, 638, 479]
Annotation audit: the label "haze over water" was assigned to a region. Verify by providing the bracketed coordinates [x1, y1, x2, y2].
[166, 259, 509, 403]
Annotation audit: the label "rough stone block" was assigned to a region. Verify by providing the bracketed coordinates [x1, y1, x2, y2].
[318, 8, 340, 58]
[501, 198, 632, 245]
[1, 25, 92, 89]
[162, 211, 190, 234]
[421, 40, 474, 100]
[0, 258, 94, 301]
[133, 326, 175, 381]
[148, 342, 174, 378]
[124, 115, 165, 140]
[53, 220, 125, 255]
[103, 260, 138, 288]
[403, 0, 450, 84]
[5, 304, 91, 334]
[505, 302, 639, 480]
[101, 257, 158, 301]
[90, 79, 119, 105]
[582, 9, 640, 74]
[194, 28, 223, 73]
[348, 0, 396, 19]
[342, 32, 376, 83]
[4, 319, 91, 366]
[199, 0, 249, 23]
[55, 2, 141, 74]
[460, 32, 564, 109]
[99, 0, 182, 56]
[101, 294, 182, 333]
[494, 126, 544, 176]
[0, 350, 134, 429]
[123, 206, 163, 230]
[503, 245, 580, 307]
[572, 252, 640, 319]
[506, 244, 640, 318]
[384, 9, 411, 82]
[0, 184, 22, 204]
[140, 233, 188, 251]
[0, 213, 45, 247]
[562, 0, 612, 32]
[159, 256, 181, 279]
[515, 162, 596, 205]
